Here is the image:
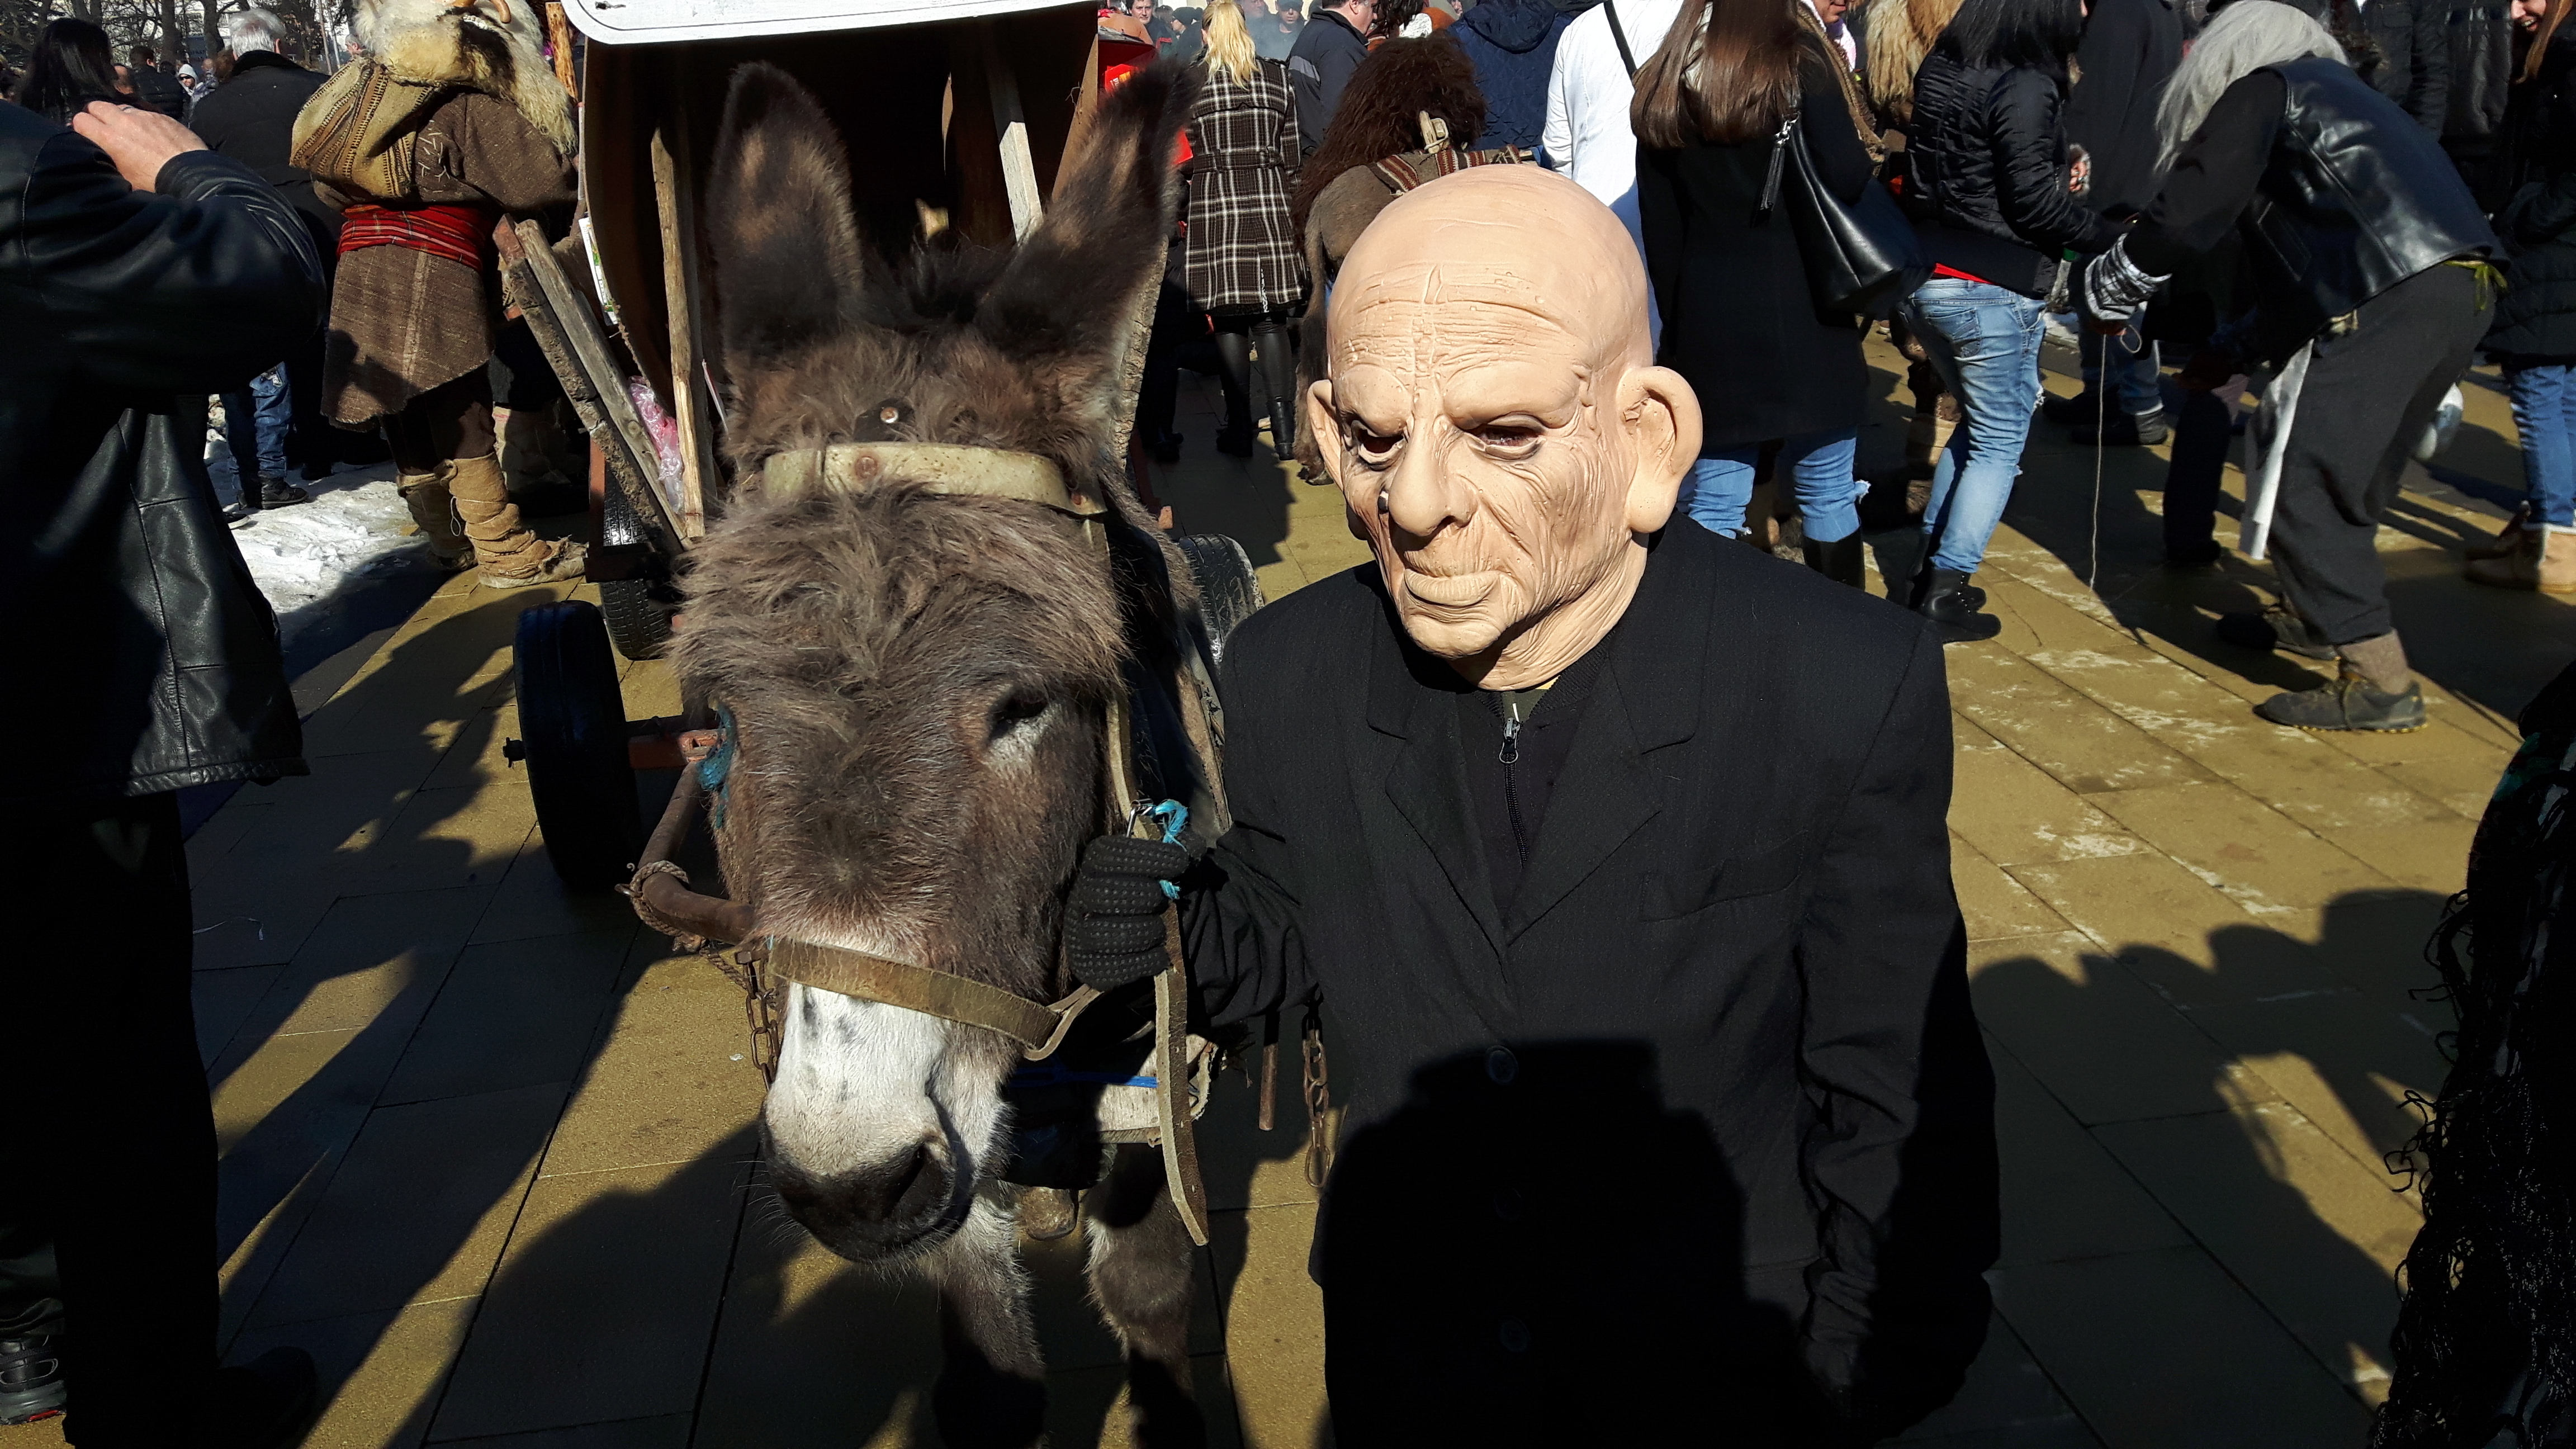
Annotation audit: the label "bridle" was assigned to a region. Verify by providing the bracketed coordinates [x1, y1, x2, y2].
[622, 439, 1212, 1239]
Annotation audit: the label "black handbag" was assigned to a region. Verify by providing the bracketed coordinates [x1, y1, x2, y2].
[1760, 113, 1930, 320]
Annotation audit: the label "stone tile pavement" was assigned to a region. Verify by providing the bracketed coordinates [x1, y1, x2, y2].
[7, 343, 2563, 1448]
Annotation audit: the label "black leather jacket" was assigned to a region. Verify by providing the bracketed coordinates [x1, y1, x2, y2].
[2, 102, 323, 804]
[1903, 50, 2122, 296]
[2246, 58, 2496, 352]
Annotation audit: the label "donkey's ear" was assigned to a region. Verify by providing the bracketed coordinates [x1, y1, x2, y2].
[978, 60, 1199, 422]
[707, 63, 868, 378]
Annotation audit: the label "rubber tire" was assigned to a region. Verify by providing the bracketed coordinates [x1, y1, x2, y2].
[1172, 533, 1264, 665]
[598, 474, 675, 661]
[515, 600, 640, 890]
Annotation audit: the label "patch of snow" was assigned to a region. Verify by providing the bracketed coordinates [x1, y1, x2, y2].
[207, 405, 442, 651]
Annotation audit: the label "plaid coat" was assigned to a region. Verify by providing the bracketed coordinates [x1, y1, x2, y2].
[1183, 59, 1308, 314]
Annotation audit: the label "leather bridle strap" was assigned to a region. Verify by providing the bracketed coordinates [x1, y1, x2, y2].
[760, 442, 1105, 516]
[764, 936, 1101, 1062]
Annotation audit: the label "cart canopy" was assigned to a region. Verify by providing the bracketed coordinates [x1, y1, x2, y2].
[566, 0, 1082, 44]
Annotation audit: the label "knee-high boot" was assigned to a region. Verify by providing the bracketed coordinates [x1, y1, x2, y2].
[1213, 329, 1256, 456]
[1252, 319, 1298, 461]
[447, 452, 586, 588]
[397, 465, 474, 570]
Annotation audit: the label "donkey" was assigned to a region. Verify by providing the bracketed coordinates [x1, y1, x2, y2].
[670, 60, 1210, 1449]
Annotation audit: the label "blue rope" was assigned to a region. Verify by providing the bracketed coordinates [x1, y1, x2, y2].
[699, 706, 737, 828]
[1145, 799, 1186, 900]
[1010, 1063, 1159, 1089]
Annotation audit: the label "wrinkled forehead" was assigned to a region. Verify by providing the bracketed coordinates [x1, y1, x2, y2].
[1329, 262, 1596, 381]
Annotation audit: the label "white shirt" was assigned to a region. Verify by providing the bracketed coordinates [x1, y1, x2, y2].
[1541, 0, 1687, 250]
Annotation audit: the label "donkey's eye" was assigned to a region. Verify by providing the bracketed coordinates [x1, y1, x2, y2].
[987, 690, 1050, 742]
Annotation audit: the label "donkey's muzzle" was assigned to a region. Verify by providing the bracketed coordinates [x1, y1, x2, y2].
[770, 1139, 959, 1259]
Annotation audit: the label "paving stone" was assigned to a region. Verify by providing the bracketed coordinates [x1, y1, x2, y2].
[1968, 933, 2276, 1126]
[2087, 780, 2392, 914]
[2006, 853, 2350, 1007]
[2093, 1102, 2420, 1402]
[196, 964, 283, 1068]
[536, 945, 767, 1178]
[1022, 1200, 1225, 1371]
[1984, 1038, 2190, 1268]
[2184, 988, 2451, 1167]
[1196, 1047, 1322, 1213]
[1044, 1354, 1243, 1449]
[1948, 724, 2142, 865]
[471, 833, 650, 946]
[246, 1083, 565, 1329]
[1210, 1204, 1328, 1449]
[1952, 835, 2074, 942]
[380, 931, 632, 1106]
[1945, 649, 2215, 794]
[687, 1208, 939, 1449]
[430, 1145, 751, 1441]
[1890, 1311, 2094, 1445]
[2315, 815, 2479, 895]
[1993, 1247, 2374, 1448]
[432, 1417, 695, 1447]
[2281, 889, 2455, 1007]
[225, 1295, 477, 1449]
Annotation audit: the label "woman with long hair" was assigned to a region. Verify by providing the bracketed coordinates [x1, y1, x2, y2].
[1895, 0, 2116, 639]
[18, 18, 122, 124]
[1631, 0, 1883, 585]
[1183, 0, 1310, 459]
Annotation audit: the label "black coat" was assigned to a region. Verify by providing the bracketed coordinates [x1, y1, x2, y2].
[128, 63, 189, 119]
[1287, 8, 1369, 158]
[1904, 50, 2121, 296]
[1636, 44, 1879, 451]
[1185, 521, 1999, 1443]
[188, 51, 342, 263]
[1, 102, 321, 804]
[2488, 33, 2576, 359]
[2283, 0, 2450, 131]
[2059, 0, 2182, 220]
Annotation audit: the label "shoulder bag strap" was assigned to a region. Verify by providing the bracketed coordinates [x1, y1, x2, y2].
[1604, 0, 1639, 77]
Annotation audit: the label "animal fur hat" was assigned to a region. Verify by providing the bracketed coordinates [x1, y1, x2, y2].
[355, 0, 575, 153]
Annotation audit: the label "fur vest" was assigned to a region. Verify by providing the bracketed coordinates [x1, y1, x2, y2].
[291, 0, 574, 203]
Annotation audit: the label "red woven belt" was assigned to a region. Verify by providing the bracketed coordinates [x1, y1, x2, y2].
[338, 203, 492, 268]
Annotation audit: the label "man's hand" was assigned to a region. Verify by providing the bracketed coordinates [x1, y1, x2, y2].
[70, 102, 207, 192]
[1066, 834, 1191, 991]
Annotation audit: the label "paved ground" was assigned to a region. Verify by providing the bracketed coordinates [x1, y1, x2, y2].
[11, 339, 2566, 1448]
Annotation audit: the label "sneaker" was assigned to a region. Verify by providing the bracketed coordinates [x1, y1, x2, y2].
[2072, 409, 2171, 446]
[0, 1318, 64, 1427]
[2215, 604, 2339, 660]
[2255, 668, 2427, 732]
[255, 476, 311, 509]
[221, 499, 259, 525]
[209, 1347, 317, 1449]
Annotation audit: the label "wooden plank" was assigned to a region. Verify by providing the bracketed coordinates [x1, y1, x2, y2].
[501, 219, 685, 550]
[977, 18, 1043, 240]
[650, 67, 717, 542]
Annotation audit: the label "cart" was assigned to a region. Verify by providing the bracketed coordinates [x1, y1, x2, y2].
[499, 0, 1263, 891]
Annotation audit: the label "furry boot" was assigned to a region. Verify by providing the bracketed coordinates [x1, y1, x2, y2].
[2466, 525, 2576, 593]
[397, 466, 474, 569]
[448, 452, 585, 588]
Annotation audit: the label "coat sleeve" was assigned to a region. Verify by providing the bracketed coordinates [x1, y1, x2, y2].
[16, 131, 323, 396]
[1542, 29, 1577, 171]
[2507, 166, 2576, 249]
[1987, 69, 2119, 257]
[1794, 626, 2000, 1433]
[1181, 626, 1319, 1029]
[2403, 0, 2452, 134]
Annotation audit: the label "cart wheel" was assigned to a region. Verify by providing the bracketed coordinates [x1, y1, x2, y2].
[599, 475, 675, 661]
[1173, 533, 1265, 665]
[515, 600, 640, 890]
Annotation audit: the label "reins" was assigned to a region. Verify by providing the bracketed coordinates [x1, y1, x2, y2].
[622, 439, 1215, 1243]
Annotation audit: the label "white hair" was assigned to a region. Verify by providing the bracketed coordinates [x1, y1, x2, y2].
[2154, 0, 2346, 173]
[220, 6, 291, 55]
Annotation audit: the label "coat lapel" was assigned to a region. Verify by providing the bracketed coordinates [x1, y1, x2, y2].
[1366, 603, 1511, 955]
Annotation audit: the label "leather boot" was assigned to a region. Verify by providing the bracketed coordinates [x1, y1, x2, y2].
[1253, 319, 1299, 462]
[2466, 524, 2576, 593]
[2464, 505, 2528, 560]
[1915, 566, 2001, 643]
[447, 452, 586, 588]
[1801, 532, 1866, 588]
[397, 466, 474, 570]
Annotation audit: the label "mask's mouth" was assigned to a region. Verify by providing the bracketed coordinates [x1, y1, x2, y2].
[1402, 567, 1498, 609]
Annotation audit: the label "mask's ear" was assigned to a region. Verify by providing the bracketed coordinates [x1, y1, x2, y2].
[977, 60, 1197, 429]
[706, 63, 868, 385]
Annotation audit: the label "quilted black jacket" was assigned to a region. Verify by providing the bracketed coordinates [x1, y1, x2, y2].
[1, 101, 322, 803]
[2489, 32, 2576, 359]
[1902, 50, 2120, 297]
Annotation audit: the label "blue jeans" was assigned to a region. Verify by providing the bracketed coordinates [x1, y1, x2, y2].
[2508, 360, 2576, 528]
[1903, 278, 2047, 575]
[2080, 328, 2162, 417]
[1677, 428, 1865, 542]
[222, 364, 290, 489]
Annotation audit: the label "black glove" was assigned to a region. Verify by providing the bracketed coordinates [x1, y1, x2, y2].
[1066, 834, 1191, 990]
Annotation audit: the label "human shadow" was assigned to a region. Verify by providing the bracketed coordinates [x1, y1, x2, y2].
[1965, 892, 2462, 1436]
[1144, 368, 1301, 572]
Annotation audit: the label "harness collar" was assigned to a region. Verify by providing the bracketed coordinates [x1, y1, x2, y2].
[761, 936, 1100, 1061]
[760, 442, 1103, 516]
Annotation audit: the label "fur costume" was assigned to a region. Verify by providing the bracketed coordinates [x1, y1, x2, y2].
[291, 0, 573, 192]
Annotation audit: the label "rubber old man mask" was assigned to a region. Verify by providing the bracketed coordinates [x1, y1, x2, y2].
[1306, 167, 1702, 690]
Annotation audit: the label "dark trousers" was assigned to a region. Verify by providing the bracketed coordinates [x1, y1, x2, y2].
[0, 793, 214, 1443]
[2162, 388, 2233, 558]
[2270, 264, 2488, 645]
[385, 367, 497, 475]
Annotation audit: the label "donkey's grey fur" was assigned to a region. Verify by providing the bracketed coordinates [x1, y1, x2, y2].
[674, 59, 1207, 1449]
